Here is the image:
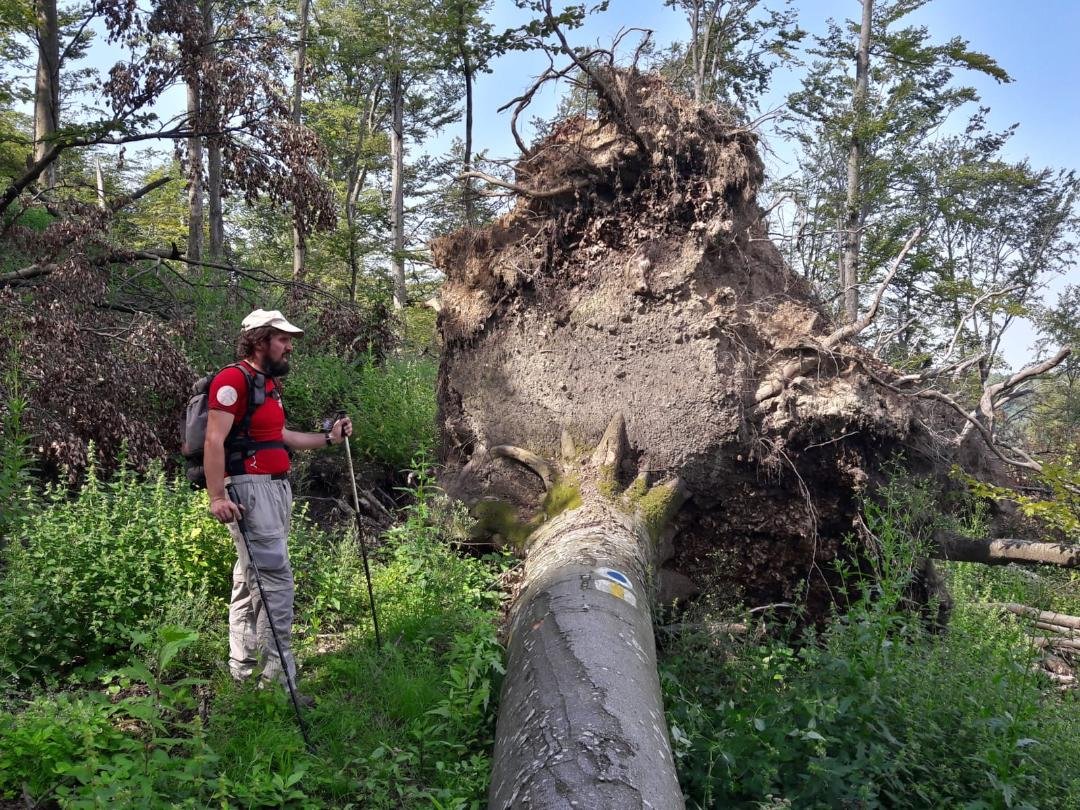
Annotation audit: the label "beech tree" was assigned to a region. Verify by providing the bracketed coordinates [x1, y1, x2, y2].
[659, 0, 803, 111]
[781, 0, 1008, 327]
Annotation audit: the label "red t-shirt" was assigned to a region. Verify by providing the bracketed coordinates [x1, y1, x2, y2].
[208, 362, 290, 475]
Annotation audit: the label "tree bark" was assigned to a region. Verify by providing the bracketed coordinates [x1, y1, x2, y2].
[489, 497, 683, 809]
[33, 0, 60, 190]
[202, 0, 226, 263]
[932, 531, 1080, 568]
[390, 69, 406, 309]
[291, 0, 311, 282]
[840, 0, 872, 324]
[186, 63, 204, 263]
[94, 158, 106, 210]
[457, 15, 475, 228]
[994, 603, 1080, 630]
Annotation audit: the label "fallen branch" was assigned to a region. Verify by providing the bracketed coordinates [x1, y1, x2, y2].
[992, 603, 1080, 630]
[933, 531, 1080, 568]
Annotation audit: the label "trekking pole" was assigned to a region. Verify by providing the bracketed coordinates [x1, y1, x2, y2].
[226, 484, 315, 753]
[334, 411, 382, 649]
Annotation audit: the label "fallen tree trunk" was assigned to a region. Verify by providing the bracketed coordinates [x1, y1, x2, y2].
[491, 497, 682, 807]
[486, 417, 686, 807]
[933, 532, 1080, 568]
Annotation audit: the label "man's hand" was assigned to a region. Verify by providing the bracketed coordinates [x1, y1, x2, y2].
[330, 416, 353, 444]
[210, 495, 243, 524]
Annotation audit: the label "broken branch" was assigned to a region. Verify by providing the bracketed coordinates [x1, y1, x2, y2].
[933, 531, 1080, 568]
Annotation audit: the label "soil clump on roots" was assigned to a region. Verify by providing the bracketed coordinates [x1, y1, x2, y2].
[433, 70, 944, 615]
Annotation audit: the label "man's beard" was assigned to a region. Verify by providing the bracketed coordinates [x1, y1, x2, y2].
[266, 357, 290, 377]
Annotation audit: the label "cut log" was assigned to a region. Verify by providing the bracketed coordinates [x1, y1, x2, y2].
[1030, 637, 1080, 652]
[1034, 621, 1080, 638]
[933, 532, 1080, 568]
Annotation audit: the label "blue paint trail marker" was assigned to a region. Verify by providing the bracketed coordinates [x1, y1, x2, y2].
[594, 567, 634, 589]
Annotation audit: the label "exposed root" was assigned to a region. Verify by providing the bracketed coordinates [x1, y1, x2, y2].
[489, 445, 556, 490]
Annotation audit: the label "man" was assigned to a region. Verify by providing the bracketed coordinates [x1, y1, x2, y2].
[205, 308, 352, 703]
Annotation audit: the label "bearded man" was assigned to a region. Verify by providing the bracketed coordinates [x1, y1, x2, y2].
[204, 308, 352, 705]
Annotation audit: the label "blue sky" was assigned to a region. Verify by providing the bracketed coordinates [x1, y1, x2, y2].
[468, 0, 1079, 174]
[456, 1, 1078, 369]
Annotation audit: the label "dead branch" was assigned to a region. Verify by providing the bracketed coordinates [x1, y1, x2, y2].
[913, 388, 1045, 473]
[942, 284, 1023, 363]
[541, 0, 648, 157]
[963, 348, 1072, 445]
[108, 176, 173, 212]
[754, 230, 921, 405]
[892, 351, 987, 385]
[933, 531, 1080, 568]
[992, 603, 1080, 630]
[0, 127, 193, 217]
[825, 228, 922, 348]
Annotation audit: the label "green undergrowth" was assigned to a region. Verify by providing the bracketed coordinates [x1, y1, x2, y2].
[283, 351, 438, 470]
[0, 463, 508, 808]
[661, 474, 1080, 809]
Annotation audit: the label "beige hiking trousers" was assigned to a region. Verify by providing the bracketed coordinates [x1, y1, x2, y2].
[224, 474, 296, 686]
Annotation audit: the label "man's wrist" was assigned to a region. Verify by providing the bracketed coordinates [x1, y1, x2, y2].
[324, 431, 333, 446]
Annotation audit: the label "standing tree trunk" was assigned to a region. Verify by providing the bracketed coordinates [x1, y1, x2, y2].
[346, 85, 380, 303]
[202, 0, 226, 263]
[840, 0, 873, 324]
[94, 158, 106, 210]
[389, 69, 406, 309]
[291, 0, 311, 282]
[186, 75, 204, 263]
[455, 4, 475, 228]
[33, 0, 60, 190]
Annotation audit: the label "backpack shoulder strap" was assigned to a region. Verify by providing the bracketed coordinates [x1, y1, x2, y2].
[227, 362, 266, 441]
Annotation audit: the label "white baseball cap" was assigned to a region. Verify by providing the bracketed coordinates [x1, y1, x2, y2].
[241, 308, 305, 335]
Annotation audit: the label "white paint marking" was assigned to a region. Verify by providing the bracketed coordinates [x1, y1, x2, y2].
[594, 578, 638, 607]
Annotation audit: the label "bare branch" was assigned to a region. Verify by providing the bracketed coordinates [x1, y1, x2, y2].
[933, 532, 1080, 568]
[108, 176, 173, 212]
[942, 284, 1023, 363]
[456, 170, 583, 200]
[825, 228, 922, 348]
